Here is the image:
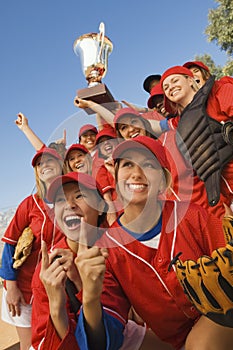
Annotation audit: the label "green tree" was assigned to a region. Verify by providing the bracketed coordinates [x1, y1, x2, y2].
[194, 54, 224, 79]
[193, 1, 233, 77]
[205, 0, 233, 56]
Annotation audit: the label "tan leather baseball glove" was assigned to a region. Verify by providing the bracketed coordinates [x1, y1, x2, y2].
[13, 227, 34, 269]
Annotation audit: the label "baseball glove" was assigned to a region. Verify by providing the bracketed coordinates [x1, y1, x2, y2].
[13, 227, 34, 269]
[170, 240, 233, 327]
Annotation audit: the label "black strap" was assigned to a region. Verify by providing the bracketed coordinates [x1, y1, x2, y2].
[65, 278, 82, 318]
[176, 76, 233, 206]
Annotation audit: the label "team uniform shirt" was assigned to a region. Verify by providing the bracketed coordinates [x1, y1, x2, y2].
[79, 201, 226, 350]
[142, 110, 195, 204]
[0, 194, 64, 304]
[92, 151, 123, 215]
[31, 236, 124, 350]
[31, 237, 79, 350]
[206, 77, 233, 200]
[92, 155, 116, 198]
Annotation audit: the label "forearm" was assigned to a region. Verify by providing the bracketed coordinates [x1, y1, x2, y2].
[82, 299, 106, 350]
[87, 101, 114, 128]
[21, 124, 44, 150]
[49, 299, 70, 340]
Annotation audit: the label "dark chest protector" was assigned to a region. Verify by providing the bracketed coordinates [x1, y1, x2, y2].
[176, 76, 233, 206]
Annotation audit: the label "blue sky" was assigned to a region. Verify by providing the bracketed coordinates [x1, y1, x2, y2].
[0, 0, 228, 209]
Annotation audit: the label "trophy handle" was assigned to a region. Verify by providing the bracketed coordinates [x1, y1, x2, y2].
[97, 22, 105, 63]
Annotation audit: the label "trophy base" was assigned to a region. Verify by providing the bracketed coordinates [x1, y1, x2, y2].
[77, 83, 115, 115]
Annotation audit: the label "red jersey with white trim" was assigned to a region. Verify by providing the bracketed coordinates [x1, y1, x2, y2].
[31, 236, 126, 349]
[97, 201, 226, 350]
[2, 194, 64, 304]
[92, 157, 116, 198]
[31, 237, 79, 350]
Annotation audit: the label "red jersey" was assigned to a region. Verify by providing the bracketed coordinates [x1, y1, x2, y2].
[97, 201, 226, 350]
[31, 237, 79, 350]
[2, 194, 64, 304]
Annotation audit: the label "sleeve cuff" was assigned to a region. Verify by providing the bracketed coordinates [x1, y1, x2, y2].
[0, 243, 17, 280]
[159, 119, 169, 132]
[75, 306, 124, 350]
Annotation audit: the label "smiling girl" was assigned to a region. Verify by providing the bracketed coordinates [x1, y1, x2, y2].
[160, 65, 233, 218]
[64, 144, 92, 175]
[75, 136, 233, 350]
[31, 172, 107, 349]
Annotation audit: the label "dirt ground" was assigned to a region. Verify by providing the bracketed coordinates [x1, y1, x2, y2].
[0, 287, 19, 350]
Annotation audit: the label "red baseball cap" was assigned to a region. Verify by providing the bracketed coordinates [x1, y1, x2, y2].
[147, 84, 164, 109]
[47, 172, 103, 203]
[160, 66, 194, 87]
[31, 147, 63, 167]
[113, 108, 142, 126]
[183, 61, 210, 72]
[112, 135, 170, 170]
[143, 74, 161, 93]
[96, 127, 117, 144]
[78, 124, 98, 139]
[65, 144, 89, 160]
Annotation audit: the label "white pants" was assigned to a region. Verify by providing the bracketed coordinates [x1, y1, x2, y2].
[1, 287, 31, 327]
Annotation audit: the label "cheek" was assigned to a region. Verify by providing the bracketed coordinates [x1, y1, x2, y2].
[100, 146, 105, 153]
[116, 172, 126, 191]
[139, 129, 146, 136]
[84, 208, 99, 226]
[119, 129, 127, 137]
[54, 209, 63, 229]
[55, 165, 62, 174]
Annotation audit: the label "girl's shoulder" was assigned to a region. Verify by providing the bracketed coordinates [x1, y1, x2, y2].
[212, 76, 233, 94]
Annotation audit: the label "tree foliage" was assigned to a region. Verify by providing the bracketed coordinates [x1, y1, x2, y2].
[194, 54, 224, 79]
[194, 54, 233, 77]
[205, 0, 233, 56]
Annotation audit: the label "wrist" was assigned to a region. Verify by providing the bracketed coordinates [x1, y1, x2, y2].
[21, 124, 30, 133]
[6, 280, 18, 289]
[82, 294, 101, 306]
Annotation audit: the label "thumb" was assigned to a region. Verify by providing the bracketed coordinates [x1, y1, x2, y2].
[77, 218, 89, 255]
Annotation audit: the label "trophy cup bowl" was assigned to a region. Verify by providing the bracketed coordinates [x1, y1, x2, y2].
[73, 23, 115, 113]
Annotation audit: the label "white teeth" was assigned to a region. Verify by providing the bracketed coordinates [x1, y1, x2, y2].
[127, 184, 146, 190]
[42, 168, 52, 174]
[131, 132, 139, 138]
[76, 163, 84, 169]
[161, 107, 166, 114]
[64, 215, 81, 227]
[171, 89, 180, 96]
[66, 215, 80, 220]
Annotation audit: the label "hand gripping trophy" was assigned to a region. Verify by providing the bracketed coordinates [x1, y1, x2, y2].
[73, 22, 115, 108]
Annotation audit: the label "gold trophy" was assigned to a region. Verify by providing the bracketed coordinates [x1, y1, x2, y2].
[73, 22, 114, 111]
